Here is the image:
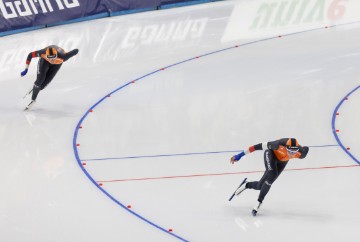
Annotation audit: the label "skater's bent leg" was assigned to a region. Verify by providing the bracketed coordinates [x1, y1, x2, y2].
[246, 171, 269, 190]
[41, 64, 61, 90]
[31, 84, 41, 101]
[258, 180, 272, 202]
[246, 181, 260, 190]
[257, 162, 287, 201]
[256, 162, 287, 202]
[256, 150, 280, 202]
[257, 172, 277, 202]
[32, 59, 49, 101]
[247, 150, 277, 191]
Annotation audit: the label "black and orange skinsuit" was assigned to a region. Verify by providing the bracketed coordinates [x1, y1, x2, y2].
[25, 45, 78, 101]
[245, 138, 309, 203]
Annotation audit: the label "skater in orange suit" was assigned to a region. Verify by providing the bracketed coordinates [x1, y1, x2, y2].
[21, 45, 79, 110]
[230, 138, 309, 216]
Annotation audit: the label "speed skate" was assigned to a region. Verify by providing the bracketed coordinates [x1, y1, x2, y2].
[228, 178, 247, 201]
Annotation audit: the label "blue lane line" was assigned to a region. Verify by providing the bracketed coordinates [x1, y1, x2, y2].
[308, 144, 339, 148]
[82, 150, 242, 161]
[73, 20, 360, 241]
[331, 85, 360, 165]
[81, 145, 339, 162]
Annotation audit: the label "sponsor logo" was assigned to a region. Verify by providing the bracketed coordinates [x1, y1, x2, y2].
[0, 0, 80, 19]
[121, 18, 208, 48]
[37, 60, 40, 74]
[222, 0, 357, 42]
[249, 0, 349, 30]
[265, 181, 272, 186]
[265, 151, 272, 171]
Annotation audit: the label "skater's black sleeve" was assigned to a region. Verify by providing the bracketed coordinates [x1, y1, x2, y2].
[246, 140, 282, 154]
[244, 142, 268, 155]
[267, 138, 289, 150]
[243, 138, 303, 156]
[25, 48, 46, 65]
[61, 49, 79, 62]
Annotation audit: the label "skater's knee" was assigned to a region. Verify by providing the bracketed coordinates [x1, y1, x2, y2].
[264, 180, 272, 187]
[267, 173, 278, 184]
[246, 181, 261, 190]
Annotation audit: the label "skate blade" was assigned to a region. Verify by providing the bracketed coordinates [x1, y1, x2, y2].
[235, 187, 246, 196]
[23, 89, 33, 99]
[24, 102, 35, 111]
[228, 178, 247, 201]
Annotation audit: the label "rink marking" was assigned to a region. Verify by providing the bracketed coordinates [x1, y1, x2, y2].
[332, 85, 360, 165]
[96, 164, 360, 183]
[81, 145, 339, 161]
[73, 19, 360, 242]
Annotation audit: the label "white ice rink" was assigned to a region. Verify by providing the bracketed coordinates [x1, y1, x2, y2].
[1, 0, 360, 241]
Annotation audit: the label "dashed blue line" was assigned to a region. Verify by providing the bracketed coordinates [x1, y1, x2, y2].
[81, 144, 339, 162]
[332, 85, 360, 165]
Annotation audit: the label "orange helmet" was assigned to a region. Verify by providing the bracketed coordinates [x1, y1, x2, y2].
[286, 138, 299, 154]
[46, 47, 57, 59]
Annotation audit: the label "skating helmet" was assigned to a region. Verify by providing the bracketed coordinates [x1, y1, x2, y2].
[286, 138, 299, 155]
[46, 47, 57, 60]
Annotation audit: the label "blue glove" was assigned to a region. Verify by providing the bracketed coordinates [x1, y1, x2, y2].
[21, 69, 28, 77]
[233, 151, 245, 161]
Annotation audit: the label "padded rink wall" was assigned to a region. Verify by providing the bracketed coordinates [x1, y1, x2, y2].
[0, 0, 221, 37]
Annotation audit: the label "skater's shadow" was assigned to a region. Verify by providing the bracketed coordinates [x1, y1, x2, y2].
[225, 204, 332, 223]
[30, 108, 77, 118]
[23, 108, 78, 125]
[267, 209, 333, 222]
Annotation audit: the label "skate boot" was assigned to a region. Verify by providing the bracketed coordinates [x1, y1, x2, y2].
[24, 100, 36, 111]
[252, 201, 262, 216]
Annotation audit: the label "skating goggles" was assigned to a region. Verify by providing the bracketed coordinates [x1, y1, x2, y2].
[46, 54, 57, 60]
[46, 48, 58, 60]
[286, 146, 299, 155]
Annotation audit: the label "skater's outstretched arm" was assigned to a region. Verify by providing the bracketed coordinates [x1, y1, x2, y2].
[20, 47, 79, 77]
[230, 142, 268, 164]
[20, 48, 46, 77]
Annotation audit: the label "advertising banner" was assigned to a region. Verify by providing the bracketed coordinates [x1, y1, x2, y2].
[0, 0, 201, 33]
[222, 0, 360, 41]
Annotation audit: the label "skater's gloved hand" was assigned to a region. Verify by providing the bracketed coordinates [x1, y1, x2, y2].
[69, 49, 79, 56]
[230, 151, 245, 164]
[64, 49, 79, 61]
[21, 68, 28, 77]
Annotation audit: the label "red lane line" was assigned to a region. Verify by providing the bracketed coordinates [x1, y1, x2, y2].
[97, 164, 360, 183]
